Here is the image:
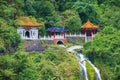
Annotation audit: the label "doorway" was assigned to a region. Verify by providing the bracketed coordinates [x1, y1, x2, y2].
[57, 41, 63, 44]
[25, 31, 30, 38]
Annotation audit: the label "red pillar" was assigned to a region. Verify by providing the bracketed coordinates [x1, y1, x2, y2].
[84, 29, 85, 34]
[84, 29, 86, 34]
[54, 31, 56, 38]
[90, 29, 92, 36]
[94, 29, 96, 34]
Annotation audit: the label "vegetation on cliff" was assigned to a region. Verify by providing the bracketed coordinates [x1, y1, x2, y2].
[0, 0, 120, 80]
[84, 26, 120, 80]
[0, 47, 80, 80]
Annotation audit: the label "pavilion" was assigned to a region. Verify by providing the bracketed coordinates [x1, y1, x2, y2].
[17, 16, 44, 39]
[46, 26, 68, 38]
[46, 26, 68, 44]
[81, 20, 98, 37]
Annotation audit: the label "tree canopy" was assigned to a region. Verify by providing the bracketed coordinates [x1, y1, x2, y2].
[0, 0, 120, 80]
[83, 26, 120, 80]
[0, 0, 120, 31]
[0, 47, 80, 80]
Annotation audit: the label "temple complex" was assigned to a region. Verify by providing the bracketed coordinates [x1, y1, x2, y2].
[17, 17, 98, 43]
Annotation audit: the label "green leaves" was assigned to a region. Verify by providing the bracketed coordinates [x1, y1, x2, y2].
[0, 55, 15, 80]
[83, 26, 120, 79]
[34, 48, 80, 80]
[13, 51, 38, 80]
[0, 47, 80, 80]
[0, 37, 5, 52]
[61, 10, 82, 33]
[86, 62, 96, 80]
[72, 0, 98, 23]
[0, 27, 21, 53]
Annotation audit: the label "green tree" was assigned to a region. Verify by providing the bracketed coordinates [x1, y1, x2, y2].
[23, 0, 36, 16]
[0, 27, 21, 53]
[0, 37, 5, 53]
[13, 51, 39, 80]
[35, 48, 80, 80]
[94, 0, 120, 28]
[83, 26, 120, 79]
[0, 0, 24, 20]
[72, 0, 99, 23]
[33, 1, 55, 18]
[0, 55, 16, 80]
[62, 10, 82, 33]
[0, 51, 39, 80]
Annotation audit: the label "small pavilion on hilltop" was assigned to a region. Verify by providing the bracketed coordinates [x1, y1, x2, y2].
[81, 20, 99, 37]
[17, 16, 44, 39]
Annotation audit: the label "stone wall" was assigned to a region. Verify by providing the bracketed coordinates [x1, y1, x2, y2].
[66, 37, 85, 45]
[23, 37, 85, 52]
[24, 40, 54, 52]
[24, 40, 45, 52]
[40, 40, 53, 44]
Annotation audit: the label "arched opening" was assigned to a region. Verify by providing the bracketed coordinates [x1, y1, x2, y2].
[25, 31, 30, 38]
[57, 41, 63, 44]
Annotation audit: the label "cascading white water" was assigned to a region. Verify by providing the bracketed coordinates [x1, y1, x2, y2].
[87, 61, 102, 80]
[77, 53, 102, 80]
[78, 54, 88, 80]
[67, 45, 102, 80]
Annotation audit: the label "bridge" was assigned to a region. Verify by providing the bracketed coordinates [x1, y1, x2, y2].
[22, 33, 96, 44]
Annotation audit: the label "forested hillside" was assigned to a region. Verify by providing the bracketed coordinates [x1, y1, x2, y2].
[0, 0, 120, 29]
[0, 0, 120, 53]
[84, 26, 120, 80]
[0, 0, 120, 80]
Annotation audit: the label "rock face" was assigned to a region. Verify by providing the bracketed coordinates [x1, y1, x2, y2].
[23, 37, 84, 52]
[66, 37, 85, 45]
[24, 40, 45, 52]
[40, 40, 53, 44]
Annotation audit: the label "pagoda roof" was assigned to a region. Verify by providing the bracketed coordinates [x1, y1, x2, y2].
[20, 22, 44, 27]
[81, 20, 98, 29]
[46, 26, 68, 32]
[17, 16, 44, 27]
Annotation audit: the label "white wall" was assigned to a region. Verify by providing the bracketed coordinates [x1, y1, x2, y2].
[17, 27, 38, 39]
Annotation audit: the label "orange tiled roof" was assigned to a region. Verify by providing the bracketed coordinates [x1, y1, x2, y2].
[20, 22, 44, 27]
[17, 16, 44, 27]
[81, 20, 98, 29]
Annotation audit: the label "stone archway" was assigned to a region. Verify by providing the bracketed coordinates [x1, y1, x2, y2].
[54, 39, 66, 44]
[57, 41, 63, 44]
[25, 31, 30, 38]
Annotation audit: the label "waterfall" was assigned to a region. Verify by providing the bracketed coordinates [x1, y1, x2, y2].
[67, 45, 102, 80]
[87, 60, 102, 80]
[78, 54, 88, 80]
[77, 53, 102, 80]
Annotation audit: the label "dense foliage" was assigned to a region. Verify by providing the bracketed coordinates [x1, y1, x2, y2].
[0, 0, 120, 80]
[0, 0, 120, 32]
[0, 47, 80, 80]
[0, 26, 21, 53]
[84, 26, 120, 80]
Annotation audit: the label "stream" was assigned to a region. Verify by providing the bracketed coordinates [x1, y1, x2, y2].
[66, 45, 102, 80]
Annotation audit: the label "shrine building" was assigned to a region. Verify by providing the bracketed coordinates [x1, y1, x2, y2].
[46, 26, 68, 44]
[81, 20, 99, 37]
[17, 17, 44, 39]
